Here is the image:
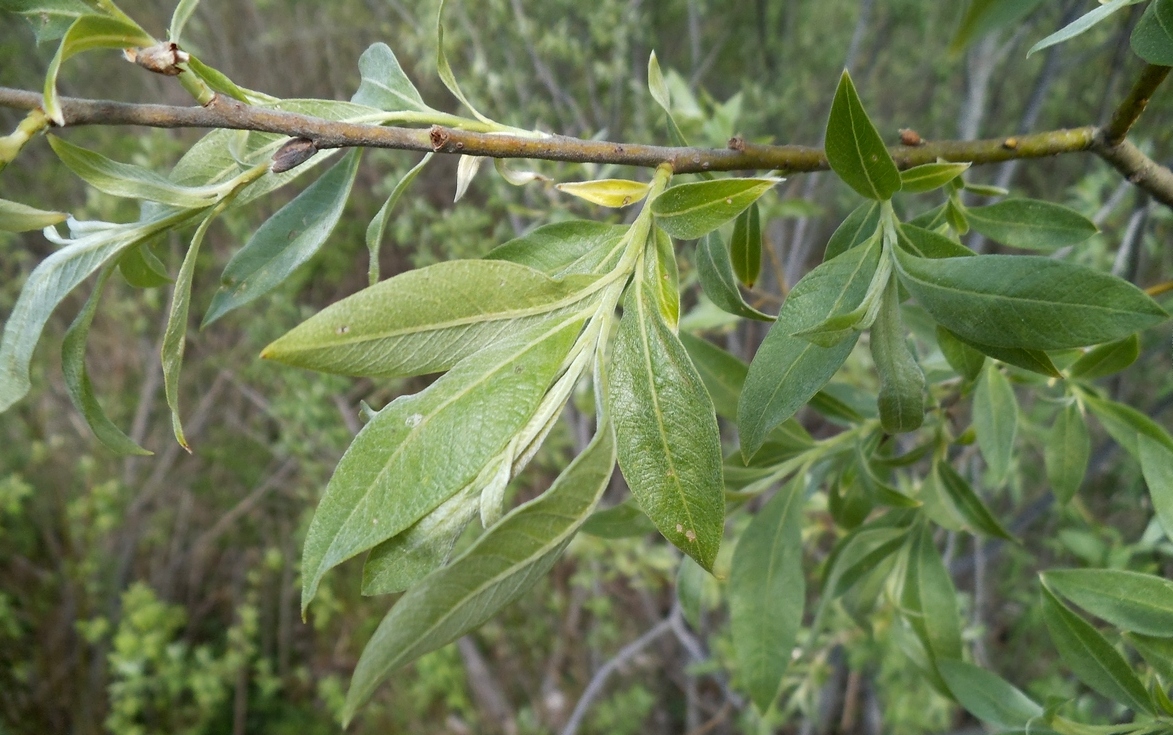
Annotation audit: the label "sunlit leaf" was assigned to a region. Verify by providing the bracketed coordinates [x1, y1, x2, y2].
[651, 178, 780, 241]
[556, 179, 651, 208]
[0, 198, 67, 232]
[825, 71, 901, 201]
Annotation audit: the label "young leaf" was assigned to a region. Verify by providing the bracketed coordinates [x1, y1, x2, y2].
[1045, 569, 1173, 637]
[651, 178, 780, 241]
[1131, 0, 1173, 66]
[203, 149, 362, 326]
[731, 478, 806, 711]
[262, 260, 600, 379]
[1139, 435, 1173, 541]
[342, 423, 615, 724]
[300, 317, 583, 612]
[43, 15, 155, 126]
[350, 42, 433, 113]
[936, 326, 985, 381]
[366, 153, 432, 285]
[61, 266, 151, 456]
[973, 363, 1017, 484]
[695, 232, 775, 322]
[935, 461, 1013, 539]
[556, 179, 652, 208]
[650, 228, 680, 329]
[730, 203, 762, 287]
[1046, 402, 1090, 505]
[679, 332, 746, 421]
[453, 155, 485, 203]
[893, 248, 1168, 350]
[1068, 335, 1140, 381]
[899, 162, 970, 194]
[1041, 586, 1156, 715]
[901, 524, 963, 669]
[964, 199, 1097, 252]
[0, 198, 67, 232]
[486, 221, 628, 278]
[739, 239, 882, 457]
[647, 51, 690, 148]
[870, 277, 925, 433]
[434, 0, 493, 125]
[938, 660, 1043, 729]
[1029, 0, 1144, 57]
[612, 269, 725, 570]
[824, 202, 881, 261]
[581, 498, 657, 539]
[361, 483, 480, 595]
[824, 71, 901, 201]
[168, 0, 200, 44]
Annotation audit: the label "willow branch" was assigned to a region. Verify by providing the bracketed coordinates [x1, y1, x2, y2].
[1103, 63, 1171, 147]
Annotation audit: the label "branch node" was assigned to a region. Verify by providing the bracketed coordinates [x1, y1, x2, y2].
[429, 125, 450, 151]
[727, 136, 746, 152]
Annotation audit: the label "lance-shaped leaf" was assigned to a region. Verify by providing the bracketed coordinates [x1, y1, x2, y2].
[651, 178, 779, 241]
[1140, 435, 1173, 541]
[730, 203, 762, 287]
[48, 136, 225, 209]
[870, 277, 924, 433]
[556, 179, 652, 208]
[893, 248, 1168, 350]
[1030, 0, 1144, 57]
[649, 228, 680, 330]
[946, 329, 1060, 378]
[936, 326, 984, 381]
[435, 0, 493, 125]
[695, 232, 774, 322]
[1068, 335, 1139, 381]
[825, 71, 901, 201]
[350, 42, 434, 113]
[612, 270, 725, 570]
[647, 51, 690, 148]
[1132, 0, 1173, 66]
[61, 266, 151, 456]
[203, 149, 361, 325]
[453, 155, 484, 203]
[1084, 394, 1173, 460]
[934, 461, 1013, 539]
[263, 260, 599, 378]
[1046, 402, 1090, 505]
[899, 162, 970, 193]
[825, 202, 881, 261]
[974, 363, 1017, 484]
[1045, 569, 1173, 637]
[821, 524, 910, 602]
[901, 524, 962, 676]
[365, 153, 432, 285]
[1041, 586, 1156, 715]
[300, 317, 583, 612]
[938, 660, 1043, 729]
[168, 0, 200, 44]
[731, 478, 805, 711]
[965, 199, 1097, 252]
[43, 15, 155, 126]
[486, 221, 628, 278]
[0, 198, 67, 232]
[343, 423, 615, 723]
[739, 239, 881, 457]
[0, 207, 195, 413]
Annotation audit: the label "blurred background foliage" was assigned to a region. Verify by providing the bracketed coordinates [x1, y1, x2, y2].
[1, 0, 1172, 733]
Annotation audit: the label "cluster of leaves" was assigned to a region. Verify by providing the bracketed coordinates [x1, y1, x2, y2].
[3, 0, 1173, 732]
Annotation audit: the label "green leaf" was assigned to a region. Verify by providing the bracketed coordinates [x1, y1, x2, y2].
[342, 423, 615, 723]
[0, 0, 96, 43]
[262, 260, 599, 378]
[1139, 434, 1173, 541]
[1124, 632, 1173, 683]
[679, 332, 746, 421]
[946, 199, 969, 235]
[1041, 586, 1156, 714]
[300, 317, 584, 613]
[824, 202, 881, 261]
[901, 524, 963, 672]
[365, 153, 432, 285]
[1068, 335, 1140, 381]
[168, 0, 200, 44]
[739, 239, 881, 457]
[184, 55, 258, 104]
[1084, 394, 1173, 461]
[821, 524, 909, 600]
[486, 221, 628, 278]
[350, 42, 433, 113]
[0, 207, 194, 413]
[361, 483, 480, 595]
[945, 329, 1061, 378]
[871, 277, 925, 433]
[952, 0, 1046, 53]
[730, 203, 762, 287]
[893, 248, 1168, 350]
[791, 249, 890, 348]
[435, 0, 492, 125]
[897, 224, 973, 260]
[0, 198, 67, 232]
[651, 178, 779, 241]
[908, 204, 948, 231]
[647, 51, 691, 149]
[117, 243, 171, 289]
[1029, 0, 1144, 57]
[581, 497, 657, 539]
[973, 363, 1017, 484]
[899, 162, 971, 194]
[61, 266, 151, 455]
[43, 15, 155, 126]
[935, 461, 1013, 539]
[695, 233, 775, 322]
[1046, 402, 1090, 505]
[938, 660, 1043, 729]
[936, 326, 985, 381]
[556, 179, 652, 208]
[203, 149, 362, 326]
[824, 71, 901, 201]
[650, 228, 680, 330]
[1132, 0, 1173, 66]
[730, 478, 805, 711]
[612, 268, 725, 570]
[965, 199, 1097, 252]
[1045, 570, 1173, 637]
